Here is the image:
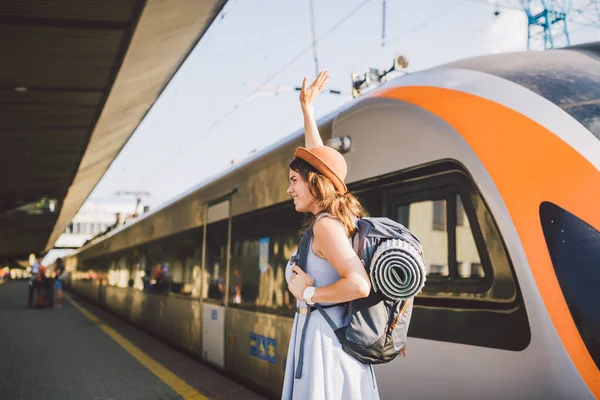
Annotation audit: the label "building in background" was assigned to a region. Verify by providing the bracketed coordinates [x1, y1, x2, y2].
[44, 199, 148, 265]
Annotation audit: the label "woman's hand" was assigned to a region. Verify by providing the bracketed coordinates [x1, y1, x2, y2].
[288, 265, 315, 301]
[299, 70, 330, 111]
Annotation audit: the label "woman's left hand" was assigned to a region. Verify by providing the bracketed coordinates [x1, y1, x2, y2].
[288, 265, 315, 301]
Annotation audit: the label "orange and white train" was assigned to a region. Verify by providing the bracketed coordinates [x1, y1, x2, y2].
[66, 42, 600, 399]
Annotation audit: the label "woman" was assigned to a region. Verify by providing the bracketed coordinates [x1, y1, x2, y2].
[282, 71, 380, 399]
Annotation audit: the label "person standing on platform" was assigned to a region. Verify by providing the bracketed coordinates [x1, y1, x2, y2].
[27, 255, 43, 308]
[282, 71, 379, 400]
[54, 258, 65, 308]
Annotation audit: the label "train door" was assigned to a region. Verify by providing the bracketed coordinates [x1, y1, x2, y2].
[201, 196, 233, 368]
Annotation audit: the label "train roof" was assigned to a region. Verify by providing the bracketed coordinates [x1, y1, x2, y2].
[441, 41, 600, 141]
[73, 43, 600, 256]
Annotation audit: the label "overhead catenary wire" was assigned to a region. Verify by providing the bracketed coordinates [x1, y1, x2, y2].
[309, 0, 320, 76]
[350, 0, 468, 72]
[141, 0, 373, 183]
[460, 0, 523, 11]
[143, 0, 489, 185]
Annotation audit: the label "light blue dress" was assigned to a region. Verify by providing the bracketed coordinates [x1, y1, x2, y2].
[282, 215, 380, 400]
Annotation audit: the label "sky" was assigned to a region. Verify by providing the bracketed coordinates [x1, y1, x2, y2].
[87, 0, 600, 211]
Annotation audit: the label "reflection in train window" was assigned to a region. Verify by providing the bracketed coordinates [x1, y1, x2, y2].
[167, 238, 200, 296]
[428, 264, 447, 277]
[430, 198, 464, 231]
[228, 203, 303, 316]
[106, 257, 131, 288]
[468, 262, 484, 278]
[145, 244, 170, 295]
[390, 194, 485, 289]
[204, 220, 228, 304]
[190, 249, 203, 298]
[456, 194, 482, 278]
[107, 259, 117, 287]
[131, 254, 146, 291]
[432, 200, 446, 231]
[396, 200, 449, 277]
[170, 259, 184, 293]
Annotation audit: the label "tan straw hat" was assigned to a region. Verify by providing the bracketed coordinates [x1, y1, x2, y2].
[294, 146, 348, 194]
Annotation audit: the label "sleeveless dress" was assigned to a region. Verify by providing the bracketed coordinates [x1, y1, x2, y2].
[282, 215, 380, 400]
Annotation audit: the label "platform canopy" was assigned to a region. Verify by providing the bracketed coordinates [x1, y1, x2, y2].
[0, 0, 227, 260]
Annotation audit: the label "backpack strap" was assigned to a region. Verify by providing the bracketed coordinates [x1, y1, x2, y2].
[294, 224, 313, 272]
[294, 304, 313, 379]
[315, 304, 346, 343]
[294, 303, 344, 379]
[387, 298, 412, 334]
[353, 219, 372, 262]
[292, 214, 349, 379]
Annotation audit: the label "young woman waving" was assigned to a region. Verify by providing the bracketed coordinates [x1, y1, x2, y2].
[282, 71, 379, 400]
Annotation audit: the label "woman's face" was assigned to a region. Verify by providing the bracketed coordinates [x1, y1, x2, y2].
[287, 169, 318, 214]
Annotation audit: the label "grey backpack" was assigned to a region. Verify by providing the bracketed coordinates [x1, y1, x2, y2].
[294, 217, 422, 368]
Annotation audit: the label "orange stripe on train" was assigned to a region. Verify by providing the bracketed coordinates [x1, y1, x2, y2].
[377, 86, 600, 397]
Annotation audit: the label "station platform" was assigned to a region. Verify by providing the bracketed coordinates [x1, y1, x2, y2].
[0, 281, 266, 400]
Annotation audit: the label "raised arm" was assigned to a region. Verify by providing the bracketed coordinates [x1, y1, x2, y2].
[299, 70, 330, 149]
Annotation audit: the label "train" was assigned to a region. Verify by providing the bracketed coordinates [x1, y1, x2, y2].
[65, 42, 600, 399]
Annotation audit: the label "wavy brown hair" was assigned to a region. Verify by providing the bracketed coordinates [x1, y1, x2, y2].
[290, 157, 367, 237]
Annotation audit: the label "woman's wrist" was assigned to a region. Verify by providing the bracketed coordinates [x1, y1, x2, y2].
[301, 105, 314, 115]
[303, 286, 316, 305]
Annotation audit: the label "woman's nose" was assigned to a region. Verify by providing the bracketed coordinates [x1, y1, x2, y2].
[287, 184, 293, 195]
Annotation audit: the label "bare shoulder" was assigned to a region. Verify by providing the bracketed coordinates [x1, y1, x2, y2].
[312, 216, 357, 265]
[313, 215, 345, 239]
[312, 217, 349, 259]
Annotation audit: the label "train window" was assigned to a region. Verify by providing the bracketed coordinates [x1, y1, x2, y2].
[456, 194, 482, 278]
[170, 259, 185, 294]
[107, 259, 117, 286]
[431, 200, 446, 231]
[396, 200, 449, 277]
[204, 220, 228, 304]
[105, 256, 130, 288]
[146, 243, 170, 295]
[540, 202, 600, 368]
[190, 248, 202, 298]
[168, 238, 198, 296]
[385, 190, 488, 291]
[467, 262, 484, 278]
[228, 203, 303, 316]
[131, 253, 146, 291]
[116, 256, 129, 288]
[354, 163, 530, 350]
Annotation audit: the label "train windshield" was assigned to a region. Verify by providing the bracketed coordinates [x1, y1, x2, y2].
[540, 202, 600, 369]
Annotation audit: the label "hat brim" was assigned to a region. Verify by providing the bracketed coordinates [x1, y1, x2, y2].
[293, 147, 348, 194]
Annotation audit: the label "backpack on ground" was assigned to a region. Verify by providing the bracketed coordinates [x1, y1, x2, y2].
[295, 217, 425, 365]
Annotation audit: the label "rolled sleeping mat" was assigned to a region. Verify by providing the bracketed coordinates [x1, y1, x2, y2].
[369, 239, 426, 301]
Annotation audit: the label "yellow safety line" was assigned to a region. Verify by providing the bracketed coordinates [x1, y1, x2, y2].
[66, 296, 208, 400]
